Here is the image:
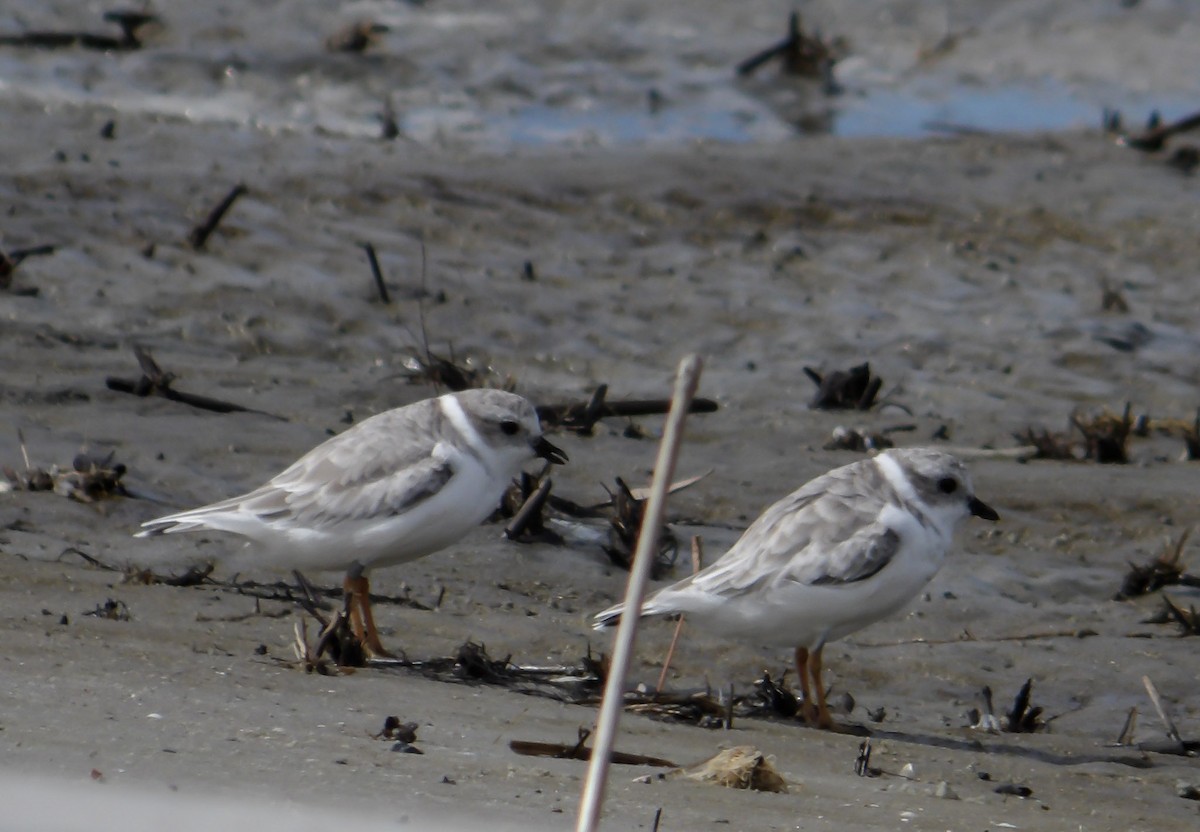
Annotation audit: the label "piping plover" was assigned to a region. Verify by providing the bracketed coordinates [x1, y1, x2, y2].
[594, 447, 998, 728]
[138, 389, 567, 655]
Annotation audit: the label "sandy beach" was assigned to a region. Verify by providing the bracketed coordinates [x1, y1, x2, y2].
[3, 2, 1200, 829]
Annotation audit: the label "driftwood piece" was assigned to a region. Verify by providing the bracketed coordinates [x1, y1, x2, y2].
[1118, 109, 1200, 153]
[536, 387, 718, 434]
[105, 345, 286, 420]
[0, 10, 156, 51]
[510, 728, 677, 768]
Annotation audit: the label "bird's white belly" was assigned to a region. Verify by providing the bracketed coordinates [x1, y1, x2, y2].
[695, 534, 948, 650]
[256, 456, 505, 573]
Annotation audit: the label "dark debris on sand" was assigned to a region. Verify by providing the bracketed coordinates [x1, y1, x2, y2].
[602, 477, 679, 579]
[4, 435, 131, 504]
[803, 362, 883, 411]
[1115, 529, 1200, 600]
[967, 679, 1047, 734]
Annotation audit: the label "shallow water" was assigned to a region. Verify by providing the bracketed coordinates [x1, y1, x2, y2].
[2, 2, 1198, 148]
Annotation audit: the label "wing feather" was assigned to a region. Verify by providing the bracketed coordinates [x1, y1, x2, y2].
[685, 470, 900, 598]
[142, 400, 457, 533]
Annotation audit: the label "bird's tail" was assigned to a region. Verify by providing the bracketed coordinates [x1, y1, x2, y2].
[134, 496, 257, 539]
[135, 509, 229, 538]
[135, 516, 195, 538]
[592, 593, 678, 631]
[593, 577, 718, 631]
[592, 604, 625, 631]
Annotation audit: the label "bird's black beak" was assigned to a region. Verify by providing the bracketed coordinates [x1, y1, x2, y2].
[969, 496, 999, 522]
[533, 435, 568, 465]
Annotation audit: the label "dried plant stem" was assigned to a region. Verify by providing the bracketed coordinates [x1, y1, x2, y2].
[1141, 675, 1182, 744]
[576, 355, 703, 832]
[654, 536, 704, 693]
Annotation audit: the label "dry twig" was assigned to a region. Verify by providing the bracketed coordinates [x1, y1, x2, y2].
[579, 355, 702, 832]
[0, 10, 156, 50]
[511, 728, 676, 768]
[536, 387, 718, 434]
[188, 184, 247, 250]
[106, 345, 286, 419]
[736, 11, 840, 90]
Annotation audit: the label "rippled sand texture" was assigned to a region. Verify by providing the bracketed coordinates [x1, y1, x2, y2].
[3, 2, 1200, 830]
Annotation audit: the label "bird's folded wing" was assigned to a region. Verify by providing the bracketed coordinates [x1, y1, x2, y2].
[244, 451, 456, 528]
[689, 485, 897, 596]
[801, 526, 900, 585]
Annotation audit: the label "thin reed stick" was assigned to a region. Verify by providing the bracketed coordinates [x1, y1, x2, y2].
[576, 355, 703, 832]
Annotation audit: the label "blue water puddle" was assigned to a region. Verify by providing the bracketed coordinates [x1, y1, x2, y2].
[832, 79, 1197, 138]
[497, 80, 1198, 146]
[3, 41, 1194, 147]
[833, 82, 1099, 137]
[499, 104, 777, 146]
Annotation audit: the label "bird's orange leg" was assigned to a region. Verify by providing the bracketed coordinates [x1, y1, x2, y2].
[343, 573, 367, 643]
[809, 645, 834, 729]
[794, 646, 818, 725]
[343, 572, 394, 658]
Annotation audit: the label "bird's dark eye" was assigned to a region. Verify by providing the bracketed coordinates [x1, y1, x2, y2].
[499, 420, 520, 436]
[937, 477, 958, 494]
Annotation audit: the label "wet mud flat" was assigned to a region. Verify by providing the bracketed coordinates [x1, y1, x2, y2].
[3, 98, 1200, 830]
